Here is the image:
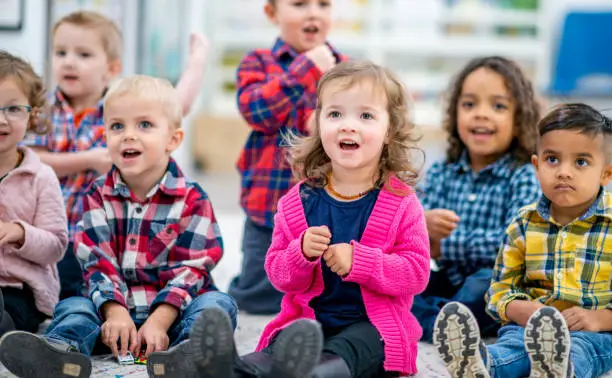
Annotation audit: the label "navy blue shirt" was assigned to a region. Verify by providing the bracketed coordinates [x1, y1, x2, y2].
[300, 184, 380, 329]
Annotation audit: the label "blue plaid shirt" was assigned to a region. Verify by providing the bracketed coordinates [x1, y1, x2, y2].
[419, 152, 541, 285]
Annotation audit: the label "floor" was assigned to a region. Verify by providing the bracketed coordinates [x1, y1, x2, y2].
[0, 172, 609, 377]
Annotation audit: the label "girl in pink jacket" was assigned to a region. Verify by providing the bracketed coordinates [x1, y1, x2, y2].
[189, 60, 431, 378]
[0, 51, 68, 336]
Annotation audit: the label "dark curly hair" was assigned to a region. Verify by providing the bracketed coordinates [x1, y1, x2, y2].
[442, 56, 541, 164]
[0, 50, 50, 135]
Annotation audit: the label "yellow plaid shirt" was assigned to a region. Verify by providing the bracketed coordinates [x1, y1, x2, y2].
[486, 188, 612, 323]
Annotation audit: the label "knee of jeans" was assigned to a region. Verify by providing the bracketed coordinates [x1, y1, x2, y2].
[54, 297, 98, 320]
[192, 291, 238, 329]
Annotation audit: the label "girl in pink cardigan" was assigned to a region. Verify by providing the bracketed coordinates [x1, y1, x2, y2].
[0, 51, 68, 336]
[188, 61, 431, 378]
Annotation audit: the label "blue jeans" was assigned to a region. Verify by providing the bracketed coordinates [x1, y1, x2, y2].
[44, 291, 238, 356]
[228, 218, 282, 314]
[413, 268, 498, 342]
[488, 324, 612, 378]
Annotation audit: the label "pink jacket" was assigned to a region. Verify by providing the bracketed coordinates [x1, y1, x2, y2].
[0, 147, 68, 316]
[256, 177, 430, 375]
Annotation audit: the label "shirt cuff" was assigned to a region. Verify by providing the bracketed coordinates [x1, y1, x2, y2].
[498, 293, 532, 323]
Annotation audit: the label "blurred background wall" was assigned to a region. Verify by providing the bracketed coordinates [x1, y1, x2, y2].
[1, 0, 611, 180]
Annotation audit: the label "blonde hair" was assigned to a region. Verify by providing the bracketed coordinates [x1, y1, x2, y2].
[52, 11, 123, 61]
[0, 50, 50, 134]
[104, 75, 182, 129]
[290, 60, 421, 190]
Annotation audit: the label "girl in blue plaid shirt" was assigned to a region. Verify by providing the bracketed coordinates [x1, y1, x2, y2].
[414, 56, 543, 342]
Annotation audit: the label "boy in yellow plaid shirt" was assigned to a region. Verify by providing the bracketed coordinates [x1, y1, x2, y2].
[433, 103, 612, 378]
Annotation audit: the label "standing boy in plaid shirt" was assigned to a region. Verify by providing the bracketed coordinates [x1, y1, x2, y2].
[229, 0, 346, 314]
[24, 11, 208, 300]
[0, 76, 237, 378]
[434, 104, 612, 378]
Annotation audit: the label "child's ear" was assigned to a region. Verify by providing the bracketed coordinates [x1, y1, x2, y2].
[264, 2, 278, 24]
[167, 127, 184, 152]
[600, 163, 612, 186]
[107, 59, 122, 79]
[531, 154, 539, 170]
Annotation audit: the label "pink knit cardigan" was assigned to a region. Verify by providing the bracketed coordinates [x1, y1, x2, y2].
[255, 176, 430, 375]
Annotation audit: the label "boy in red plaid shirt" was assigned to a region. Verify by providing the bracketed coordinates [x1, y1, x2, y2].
[0, 76, 237, 378]
[23, 11, 209, 300]
[229, 0, 346, 314]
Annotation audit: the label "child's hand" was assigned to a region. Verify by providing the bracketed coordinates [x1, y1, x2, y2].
[323, 243, 354, 277]
[562, 307, 611, 333]
[302, 225, 331, 259]
[425, 209, 459, 240]
[430, 239, 441, 260]
[304, 45, 336, 74]
[187, 32, 209, 64]
[137, 318, 170, 357]
[87, 147, 113, 175]
[101, 303, 139, 357]
[0, 222, 25, 247]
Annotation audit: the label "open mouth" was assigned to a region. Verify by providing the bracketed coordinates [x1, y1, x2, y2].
[0, 131, 9, 136]
[122, 149, 142, 159]
[339, 140, 359, 151]
[303, 25, 319, 35]
[63, 75, 79, 81]
[470, 127, 495, 136]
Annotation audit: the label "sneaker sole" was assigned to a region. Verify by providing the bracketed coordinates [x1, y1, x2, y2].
[146, 341, 199, 378]
[188, 307, 235, 378]
[0, 331, 91, 378]
[433, 303, 490, 378]
[525, 307, 571, 378]
[268, 319, 323, 378]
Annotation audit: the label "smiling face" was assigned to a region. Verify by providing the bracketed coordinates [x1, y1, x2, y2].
[457, 67, 516, 171]
[265, 0, 333, 53]
[533, 129, 612, 222]
[318, 78, 389, 176]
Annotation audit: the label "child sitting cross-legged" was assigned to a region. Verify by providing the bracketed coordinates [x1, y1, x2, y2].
[434, 103, 612, 378]
[0, 75, 237, 378]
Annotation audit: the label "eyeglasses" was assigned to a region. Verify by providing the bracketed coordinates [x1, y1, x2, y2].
[0, 105, 32, 122]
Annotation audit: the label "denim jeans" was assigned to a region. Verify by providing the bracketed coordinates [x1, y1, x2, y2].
[413, 268, 498, 342]
[44, 291, 238, 356]
[228, 218, 282, 314]
[488, 324, 612, 378]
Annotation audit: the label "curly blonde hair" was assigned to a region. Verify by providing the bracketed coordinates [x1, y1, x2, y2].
[289, 60, 421, 190]
[0, 50, 50, 134]
[443, 56, 541, 164]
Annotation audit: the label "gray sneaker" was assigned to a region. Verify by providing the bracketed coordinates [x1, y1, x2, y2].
[434, 302, 490, 378]
[525, 307, 573, 378]
[146, 340, 201, 378]
[0, 331, 91, 378]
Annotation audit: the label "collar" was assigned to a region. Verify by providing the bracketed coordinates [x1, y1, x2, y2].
[52, 87, 105, 115]
[450, 151, 514, 177]
[271, 38, 342, 62]
[532, 188, 612, 223]
[106, 158, 187, 199]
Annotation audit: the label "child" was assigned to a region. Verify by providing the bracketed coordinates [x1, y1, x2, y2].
[414, 56, 542, 342]
[24, 10, 208, 300]
[229, 0, 347, 314]
[0, 76, 237, 378]
[434, 103, 612, 378]
[188, 61, 431, 378]
[0, 51, 68, 336]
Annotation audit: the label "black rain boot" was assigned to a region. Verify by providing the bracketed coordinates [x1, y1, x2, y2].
[237, 351, 274, 377]
[0, 311, 15, 337]
[311, 354, 352, 378]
